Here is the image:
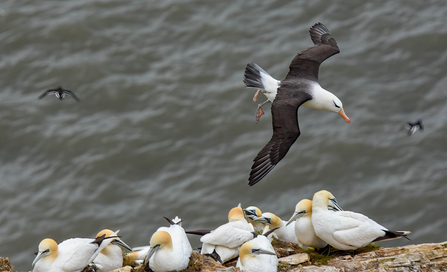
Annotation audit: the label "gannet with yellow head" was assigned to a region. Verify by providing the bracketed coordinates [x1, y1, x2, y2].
[32, 238, 59, 272]
[141, 216, 192, 272]
[243, 206, 264, 232]
[254, 212, 298, 243]
[236, 241, 277, 272]
[32, 230, 119, 272]
[286, 199, 327, 248]
[92, 229, 132, 272]
[312, 190, 411, 250]
[201, 205, 255, 263]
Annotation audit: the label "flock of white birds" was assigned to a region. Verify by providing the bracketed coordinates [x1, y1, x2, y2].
[32, 190, 410, 272]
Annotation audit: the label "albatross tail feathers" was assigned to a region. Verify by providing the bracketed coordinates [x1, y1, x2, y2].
[243, 63, 279, 92]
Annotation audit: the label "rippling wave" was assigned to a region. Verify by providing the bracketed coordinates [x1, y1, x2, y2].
[0, 1, 446, 270]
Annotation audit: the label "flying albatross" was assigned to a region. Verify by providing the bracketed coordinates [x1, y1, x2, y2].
[243, 22, 351, 186]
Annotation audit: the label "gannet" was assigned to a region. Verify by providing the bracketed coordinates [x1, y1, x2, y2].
[236, 240, 277, 272]
[92, 229, 132, 272]
[286, 199, 327, 248]
[38, 87, 80, 102]
[32, 238, 58, 272]
[142, 216, 192, 272]
[312, 190, 411, 250]
[243, 206, 264, 232]
[244, 22, 350, 186]
[254, 212, 298, 243]
[32, 230, 118, 272]
[200, 205, 254, 263]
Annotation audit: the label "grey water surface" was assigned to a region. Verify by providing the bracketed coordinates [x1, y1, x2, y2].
[0, 1, 446, 270]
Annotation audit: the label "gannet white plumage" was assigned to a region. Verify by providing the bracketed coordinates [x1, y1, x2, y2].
[243, 206, 264, 232]
[236, 240, 277, 272]
[244, 22, 351, 186]
[142, 216, 192, 272]
[286, 199, 327, 248]
[254, 212, 298, 244]
[32, 230, 119, 272]
[201, 205, 255, 263]
[92, 229, 132, 272]
[312, 190, 411, 250]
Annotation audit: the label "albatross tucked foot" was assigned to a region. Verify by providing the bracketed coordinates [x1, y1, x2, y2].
[255, 100, 270, 123]
[255, 106, 265, 123]
[253, 90, 261, 102]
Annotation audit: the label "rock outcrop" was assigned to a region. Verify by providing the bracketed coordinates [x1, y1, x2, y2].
[4, 240, 447, 271]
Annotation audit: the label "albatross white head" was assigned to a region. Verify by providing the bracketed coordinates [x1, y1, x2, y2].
[32, 238, 58, 268]
[303, 84, 351, 124]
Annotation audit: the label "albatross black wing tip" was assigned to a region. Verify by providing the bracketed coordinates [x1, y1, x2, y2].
[248, 163, 276, 186]
[309, 22, 337, 48]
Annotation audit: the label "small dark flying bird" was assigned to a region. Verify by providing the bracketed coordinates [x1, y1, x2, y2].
[405, 120, 423, 136]
[243, 23, 350, 186]
[38, 87, 80, 102]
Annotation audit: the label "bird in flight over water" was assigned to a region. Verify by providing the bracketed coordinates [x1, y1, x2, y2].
[405, 120, 423, 136]
[243, 22, 351, 186]
[38, 87, 80, 102]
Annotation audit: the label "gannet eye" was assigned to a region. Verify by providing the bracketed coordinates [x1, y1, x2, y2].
[245, 209, 256, 216]
[333, 101, 340, 108]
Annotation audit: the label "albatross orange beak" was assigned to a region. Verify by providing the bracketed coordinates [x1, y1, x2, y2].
[338, 108, 351, 124]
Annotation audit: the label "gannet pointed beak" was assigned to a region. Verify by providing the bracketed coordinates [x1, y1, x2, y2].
[329, 198, 343, 212]
[143, 244, 161, 267]
[286, 210, 306, 226]
[32, 250, 48, 267]
[338, 108, 350, 123]
[253, 217, 270, 224]
[243, 209, 257, 219]
[111, 238, 133, 253]
[254, 248, 277, 256]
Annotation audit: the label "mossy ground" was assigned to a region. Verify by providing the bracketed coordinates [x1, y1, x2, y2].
[0, 241, 383, 272]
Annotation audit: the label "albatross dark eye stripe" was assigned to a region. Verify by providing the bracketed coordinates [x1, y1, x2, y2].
[333, 101, 340, 108]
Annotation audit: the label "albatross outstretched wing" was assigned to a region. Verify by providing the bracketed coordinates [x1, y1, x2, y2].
[248, 92, 311, 186]
[284, 22, 340, 82]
